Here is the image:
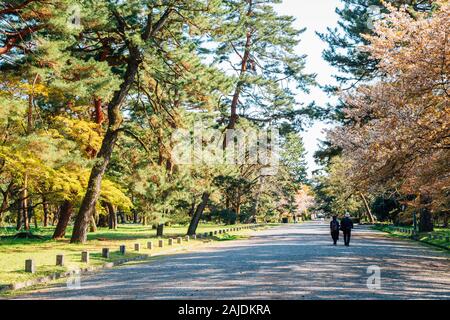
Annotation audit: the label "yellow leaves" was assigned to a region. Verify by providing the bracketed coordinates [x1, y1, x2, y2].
[17, 83, 49, 98]
[49, 168, 84, 201]
[52, 116, 103, 156]
[0, 96, 27, 125]
[101, 179, 133, 210]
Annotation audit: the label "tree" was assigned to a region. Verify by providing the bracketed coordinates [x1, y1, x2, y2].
[70, 0, 228, 243]
[314, 0, 440, 217]
[212, 0, 315, 133]
[328, 2, 449, 230]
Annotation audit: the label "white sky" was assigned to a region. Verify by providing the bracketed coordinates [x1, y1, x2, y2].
[275, 0, 341, 177]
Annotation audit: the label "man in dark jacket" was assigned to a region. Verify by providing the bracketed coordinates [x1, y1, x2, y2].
[340, 212, 354, 246]
[330, 216, 340, 245]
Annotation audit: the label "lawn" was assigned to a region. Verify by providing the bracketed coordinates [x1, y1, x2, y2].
[0, 223, 262, 289]
[373, 224, 450, 250]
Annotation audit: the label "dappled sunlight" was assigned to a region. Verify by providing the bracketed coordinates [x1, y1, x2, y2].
[16, 222, 450, 300]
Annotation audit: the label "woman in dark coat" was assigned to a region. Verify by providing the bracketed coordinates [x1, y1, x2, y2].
[330, 215, 340, 245]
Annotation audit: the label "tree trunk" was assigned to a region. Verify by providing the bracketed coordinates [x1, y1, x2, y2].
[0, 183, 12, 226]
[94, 98, 104, 125]
[16, 198, 22, 230]
[89, 209, 97, 233]
[187, 192, 210, 236]
[227, 2, 252, 131]
[98, 214, 108, 227]
[223, 0, 253, 149]
[188, 198, 196, 217]
[223, 0, 253, 150]
[70, 46, 141, 243]
[52, 201, 74, 239]
[28, 198, 36, 228]
[107, 202, 117, 230]
[418, 193, 433, 232]
[33, 213, 38, 229]
[118, 211, 125, 223]
[359, 193, 375, 223]
[22, 174, 30, 231]
[133, 209, 138, 224]
[42, 197, 49, 227]
[251, 181, 264, 223]
[52, 206, 59, 226]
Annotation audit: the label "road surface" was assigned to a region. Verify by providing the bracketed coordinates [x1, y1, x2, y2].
[17, 221, 450, 299]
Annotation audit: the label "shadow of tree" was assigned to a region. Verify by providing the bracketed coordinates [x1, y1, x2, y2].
[17, 223, 450, 300]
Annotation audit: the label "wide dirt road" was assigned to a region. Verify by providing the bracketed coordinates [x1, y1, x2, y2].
[17, 221, 450, 299]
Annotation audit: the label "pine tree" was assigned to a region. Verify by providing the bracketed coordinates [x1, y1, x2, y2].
[211, 0, 315, 133]
[317, 0, 436, 118]
[70, 1, 231, 243]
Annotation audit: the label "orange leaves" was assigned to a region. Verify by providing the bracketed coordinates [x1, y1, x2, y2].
[328, 3, 450, 210]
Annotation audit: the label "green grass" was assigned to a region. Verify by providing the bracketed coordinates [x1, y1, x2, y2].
[0, 222, 257, 290]
[373, 224, 450, 250]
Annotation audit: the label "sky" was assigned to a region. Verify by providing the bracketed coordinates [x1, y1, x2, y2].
[275, 0, 341, 177]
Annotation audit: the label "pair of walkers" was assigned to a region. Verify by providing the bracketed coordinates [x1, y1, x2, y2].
[330, 213, 354, 246]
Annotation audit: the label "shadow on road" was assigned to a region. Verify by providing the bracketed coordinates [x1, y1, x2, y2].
[18, 222, 450, 300]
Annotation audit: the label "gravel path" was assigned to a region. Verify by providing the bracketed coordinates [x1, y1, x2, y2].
[17, 221, 450, 300]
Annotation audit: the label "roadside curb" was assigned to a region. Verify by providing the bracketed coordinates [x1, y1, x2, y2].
[0, 254, 150, 293]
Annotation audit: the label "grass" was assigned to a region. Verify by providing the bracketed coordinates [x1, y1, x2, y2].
[372, 224, 450, 250]
[0, 222, 260, 290]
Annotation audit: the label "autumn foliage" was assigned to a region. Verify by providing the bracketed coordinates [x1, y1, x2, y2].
[328, 2, 449, 215]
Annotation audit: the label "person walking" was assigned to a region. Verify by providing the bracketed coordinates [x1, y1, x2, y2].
[340, 212, 354, 246]
[330, 215, 340, 245]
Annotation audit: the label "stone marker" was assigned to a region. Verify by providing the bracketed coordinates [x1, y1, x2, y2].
[147, 241, 153, 250]
[134, 243, 141, 252]
[82, 251, 89, 263]
[214, 231, 218, 235]
[168, 238, 173, 246]
[218, 230, 222, 234]
[56, 254, 64, 266]
[192, 234, 197, 240]
[159, 239, 164, 248]
[185, 235, 190, 242]
[119, 245, 126, 255]
[25, 259, 35, 273]
[102, 248, 110, 258]
[177, 237, 182, 244]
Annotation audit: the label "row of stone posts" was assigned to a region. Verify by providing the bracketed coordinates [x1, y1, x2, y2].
[394, 227, 449, 242]
[24, 225, 257, 273]
[427, 234, 449, 242]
